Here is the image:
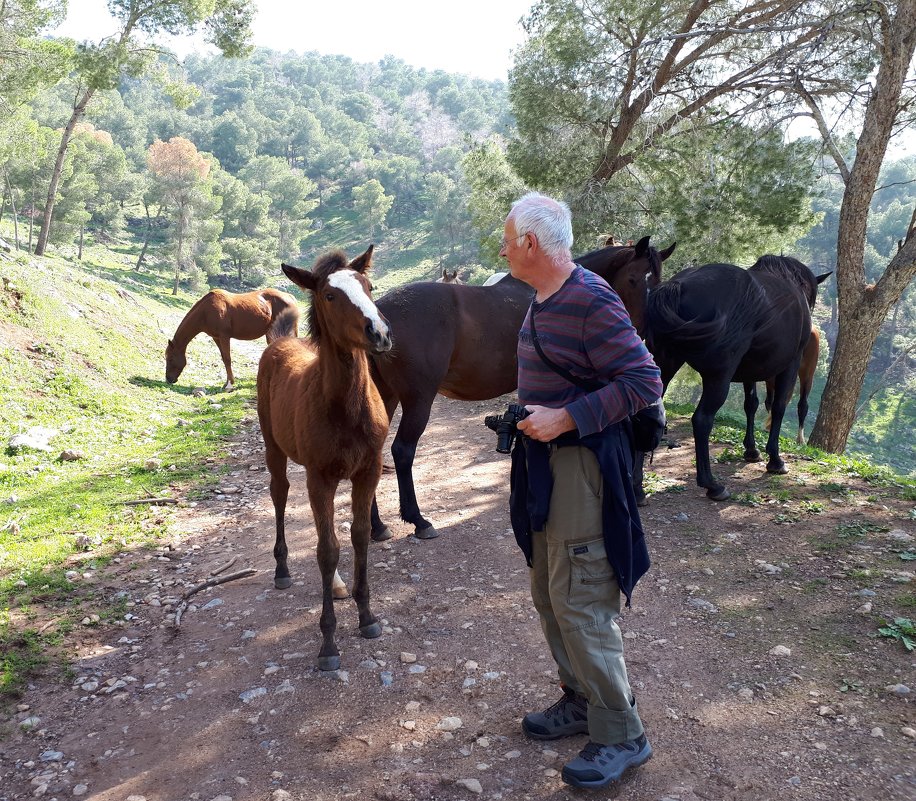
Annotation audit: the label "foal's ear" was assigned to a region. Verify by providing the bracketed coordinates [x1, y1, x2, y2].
[659, 241, 677, 261]
[282, 263, 318, 292]
[633, 236, 651, 258]
[349, 244, 375, 274]
[815, 271, 833, 284]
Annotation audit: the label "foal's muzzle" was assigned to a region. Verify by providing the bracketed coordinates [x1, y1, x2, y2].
[366, 322, 392, 353]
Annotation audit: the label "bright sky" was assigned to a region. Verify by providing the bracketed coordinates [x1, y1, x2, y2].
[55, 0, 534, 82]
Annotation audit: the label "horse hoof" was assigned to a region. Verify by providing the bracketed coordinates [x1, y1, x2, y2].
[636, 496, 649, 507]
[332, 586, 350, 600]
[318, 655, 341, 672]
[360, 622, 382, 639]
[371, 527, 393, 542]
[767, 463, 789, 475]
[707, 487, 730, 501]
[743, 450, 761, 463]
[274, 576, 293, 590]
[414, 525, 439, 540]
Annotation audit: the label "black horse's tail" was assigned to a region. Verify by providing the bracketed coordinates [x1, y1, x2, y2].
[268, 306, 300, 341]
[646, 281, 728, 342]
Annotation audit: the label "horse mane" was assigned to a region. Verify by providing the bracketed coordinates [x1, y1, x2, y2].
[751, 255, 817, 308]
[307, 250, 350, 343]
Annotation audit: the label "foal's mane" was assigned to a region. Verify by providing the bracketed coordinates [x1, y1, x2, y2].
[307, 250, 350, 343]
[751, 255, 817, 308]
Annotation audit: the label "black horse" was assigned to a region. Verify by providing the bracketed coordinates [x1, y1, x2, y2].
[370, 237, 676, 539]
[636, 255, 831, 502]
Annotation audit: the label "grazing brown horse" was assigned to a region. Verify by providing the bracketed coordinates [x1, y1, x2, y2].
[165, 288, 299, 390]
[257, 246, 392, 671]
[369, 236, 676, 540]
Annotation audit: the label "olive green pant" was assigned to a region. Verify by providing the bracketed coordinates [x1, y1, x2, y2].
[529, 444, 644, 745]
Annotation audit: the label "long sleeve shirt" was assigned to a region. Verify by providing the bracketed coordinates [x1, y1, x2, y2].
[517, 266, 662, 435]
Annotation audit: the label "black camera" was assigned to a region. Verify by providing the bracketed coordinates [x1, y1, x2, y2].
[484, 403, 530, 454]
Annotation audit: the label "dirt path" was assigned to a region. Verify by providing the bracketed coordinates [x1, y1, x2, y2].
[1, 396, 914, 801]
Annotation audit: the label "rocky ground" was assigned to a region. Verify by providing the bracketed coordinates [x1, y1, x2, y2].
[1, 394, 914, 801]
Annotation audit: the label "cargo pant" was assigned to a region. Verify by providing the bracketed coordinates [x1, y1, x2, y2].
[529, 444, 644, 745]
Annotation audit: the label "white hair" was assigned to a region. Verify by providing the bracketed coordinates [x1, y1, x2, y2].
[510, 191, 573, 265]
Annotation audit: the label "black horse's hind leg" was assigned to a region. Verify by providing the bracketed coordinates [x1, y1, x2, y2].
[634, 353, 682, 505]
[692, 373, 732, 501]
[391, 390, 440, 539]
[764, 366, 798, 475]
[742, 382, 761, 462]
[633, 450, 647, 507]
[264, 440, 292, 590]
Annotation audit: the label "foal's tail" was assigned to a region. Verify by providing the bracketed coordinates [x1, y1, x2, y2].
[267, 305, 300, 342]
[646, 281, 727, 342]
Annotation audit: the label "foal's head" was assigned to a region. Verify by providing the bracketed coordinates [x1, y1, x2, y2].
[281, 245, 392, 354]
[165, 339, 185, 384]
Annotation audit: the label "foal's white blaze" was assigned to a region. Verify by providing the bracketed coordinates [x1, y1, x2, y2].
[328, 269, 389, 337]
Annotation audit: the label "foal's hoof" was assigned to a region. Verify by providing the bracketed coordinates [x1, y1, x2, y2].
[318, 654, 341, 672]
[414, 525, 439, 540]
[706, 486, 730, 502]
[332, 585, 350, 600]
[636, 496, 649, 508]
[371, 527, 393, 542]
[743, 449, 761, 463]
[766, 461, 789, 475]
[360, 621, 382, 639]
[274, 576, 293, 590]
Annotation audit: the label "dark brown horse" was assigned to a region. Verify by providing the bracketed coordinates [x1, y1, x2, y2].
[166, 288, 299, 390]
[437, 267, 462, 284]
[638, 256, 830, 502]
[257, 246, 392, 671]
[369, 236, 676, 540]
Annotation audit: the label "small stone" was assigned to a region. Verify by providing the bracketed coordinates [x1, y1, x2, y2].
[476, 737, 490, 747]
[73, 785, 89, 796]
[380, 671, 394, 687]
[239, 687, 267, 703]
[455, 778, 482, 794]
[400, 652, 417, 663]
[19, 716, 40, 729]
[817, 705, 835, 717]
[902, 727, 916, 740]
[769, 645, 792, 657]
[436, 716, 462, 732]
[870, 727, 884, 738]
[673, 512, 689, 522]
[59, 449, 85, 461]
[737, 688, 754, 701]
[464, 660, 478, 672]
[855, 602, 872, 614]
[400, 720, 416, 731]
[272, 791, 292, 801]
[885, 684, 911, 696]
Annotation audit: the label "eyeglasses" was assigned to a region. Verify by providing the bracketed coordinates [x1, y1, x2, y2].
[500, 233, 527, 250]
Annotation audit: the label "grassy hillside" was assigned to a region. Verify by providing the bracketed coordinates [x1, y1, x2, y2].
[0, 239, 262, 696]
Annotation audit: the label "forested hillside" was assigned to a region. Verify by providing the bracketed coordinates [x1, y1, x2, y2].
[0, 0, 913, 473]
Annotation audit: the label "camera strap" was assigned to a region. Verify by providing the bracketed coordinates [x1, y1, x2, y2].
[528, 308, 604, 392]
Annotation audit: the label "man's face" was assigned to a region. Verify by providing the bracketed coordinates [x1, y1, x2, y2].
[499, 218, 529, 278]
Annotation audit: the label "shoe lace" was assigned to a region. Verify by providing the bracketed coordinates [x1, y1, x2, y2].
[544, 689, 582, 719]
[579, 741, 605, 762]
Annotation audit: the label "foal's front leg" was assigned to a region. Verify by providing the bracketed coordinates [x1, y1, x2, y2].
[307, 474, 343, 671]
[351, 465, 382, 639]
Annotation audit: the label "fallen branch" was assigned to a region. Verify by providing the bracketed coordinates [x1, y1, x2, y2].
[173, 567, 258, 629]
[181, 568, 257, 601]
[210, 555, 238, 577]
[121, 497, 179, 506]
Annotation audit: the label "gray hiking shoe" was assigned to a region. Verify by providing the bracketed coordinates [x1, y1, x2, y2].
[561, 734, 653, 788]
[522, 687, 588, 740]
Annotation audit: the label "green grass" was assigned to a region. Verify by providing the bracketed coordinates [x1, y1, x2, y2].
[0, 242, 255, 698]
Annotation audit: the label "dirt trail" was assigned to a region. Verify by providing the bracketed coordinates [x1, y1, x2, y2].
[1, 396, 914, 801]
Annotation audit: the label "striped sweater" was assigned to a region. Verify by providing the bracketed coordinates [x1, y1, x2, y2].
[517, 266, 662, 436]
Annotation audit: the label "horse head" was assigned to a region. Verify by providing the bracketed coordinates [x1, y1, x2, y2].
[282, 245, 392, 355]
[437, 268, 461, 284]
[577, 236, 676, 337]
[164, 339, 185, 384]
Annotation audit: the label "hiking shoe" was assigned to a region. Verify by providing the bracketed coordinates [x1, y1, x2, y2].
[561, 735, 653, 788]
[522, 687, 588, 740]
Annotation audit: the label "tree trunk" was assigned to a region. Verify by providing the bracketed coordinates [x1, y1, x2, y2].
[807, 0, 916, 453]
[135, 200, 152, 271]
[78, 223, 84, 260]
[34, 89, 94, 256]
[173, 225, 184, 295]
[4, 171, 18, 250]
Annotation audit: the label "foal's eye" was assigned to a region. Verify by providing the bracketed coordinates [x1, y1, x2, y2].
[325, 292, 335, 302]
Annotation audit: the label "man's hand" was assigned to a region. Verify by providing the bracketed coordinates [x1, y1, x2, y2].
[517, 405, 576, 442]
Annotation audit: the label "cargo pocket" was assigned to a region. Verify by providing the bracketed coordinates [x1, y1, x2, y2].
[567, 537, 614, 602]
